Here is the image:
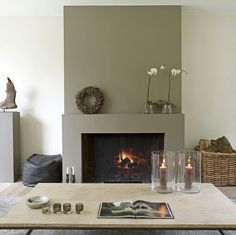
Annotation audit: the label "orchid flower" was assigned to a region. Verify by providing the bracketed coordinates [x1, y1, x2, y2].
[147, 68, 158, 76]
[168, 68, 187, 104]
[146, 65, 165, 103]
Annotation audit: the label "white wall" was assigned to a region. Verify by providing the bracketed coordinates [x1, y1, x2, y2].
[0, 16, 64, 168]
[182, 13, 236, 149]
[0, 0, 235, 173]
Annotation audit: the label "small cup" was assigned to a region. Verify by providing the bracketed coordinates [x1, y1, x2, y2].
[53, 203, 62, 214]
[63, 203, 72, 214]
[75, 203, 84, 214]
[42, 203, 50, 214]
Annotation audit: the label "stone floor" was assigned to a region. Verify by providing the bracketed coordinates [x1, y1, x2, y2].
[217, 186, 236, 198]
[0, 182, 31, 197]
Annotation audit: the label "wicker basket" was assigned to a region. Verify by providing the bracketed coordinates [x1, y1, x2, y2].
[201, 150, 236, 186]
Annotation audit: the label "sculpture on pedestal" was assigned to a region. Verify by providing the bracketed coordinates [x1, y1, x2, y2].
[0, 77, 17, 111]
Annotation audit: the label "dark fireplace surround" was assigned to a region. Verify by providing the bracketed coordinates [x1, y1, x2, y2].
[82, 133, 164, 183]
[62, 114, 184, 183]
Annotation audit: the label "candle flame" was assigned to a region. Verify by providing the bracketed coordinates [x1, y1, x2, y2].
[187, 156, 192, 167]
[162, 159, 165, 167]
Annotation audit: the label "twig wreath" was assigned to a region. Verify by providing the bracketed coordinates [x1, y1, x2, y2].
[75, 86, 104, 114]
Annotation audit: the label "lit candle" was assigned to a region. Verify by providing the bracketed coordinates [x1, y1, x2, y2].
[185, 157, 193, 189]
[160, 159, 167, 189]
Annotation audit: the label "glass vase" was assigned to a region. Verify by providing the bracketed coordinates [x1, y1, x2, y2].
[176, 150, 201, 193]
[151, 150, 175, 193]
[162, 104, 172, 114]
[144, 103, 154, 114]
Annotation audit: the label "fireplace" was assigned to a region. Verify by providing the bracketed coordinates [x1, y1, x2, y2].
[62, 114, 184, 182]
[82, 133, 164, 183]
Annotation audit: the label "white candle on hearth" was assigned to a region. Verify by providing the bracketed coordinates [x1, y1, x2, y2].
[66, 167, 69, 175]
[71, 166, 75, 175]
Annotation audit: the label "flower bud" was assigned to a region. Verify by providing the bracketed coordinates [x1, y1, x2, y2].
[147, 68, 158, 76]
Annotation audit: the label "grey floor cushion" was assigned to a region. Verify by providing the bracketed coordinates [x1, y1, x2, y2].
[23, 154, 62, 187]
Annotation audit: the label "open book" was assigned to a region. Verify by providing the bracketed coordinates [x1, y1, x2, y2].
[98, 200, 174, 219]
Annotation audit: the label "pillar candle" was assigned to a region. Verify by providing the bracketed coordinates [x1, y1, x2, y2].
[71, 166, 75, 183]
[185, 159, 193, 189]
[71, 166, 75, 175]
[66, 167, 70, 183]
[159, 159, 167, 189]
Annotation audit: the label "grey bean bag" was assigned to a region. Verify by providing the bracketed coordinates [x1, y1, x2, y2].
[23, 154, 62, 187]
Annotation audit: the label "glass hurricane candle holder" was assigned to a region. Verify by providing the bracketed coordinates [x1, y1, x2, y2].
[176, 150, 201, 193]
[151, 150, 175, 193]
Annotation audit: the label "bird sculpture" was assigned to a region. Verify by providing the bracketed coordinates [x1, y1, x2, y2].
[0, 77, 17, 111]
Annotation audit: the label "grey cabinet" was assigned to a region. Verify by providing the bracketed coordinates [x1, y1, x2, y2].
[0, 112, 20, 182]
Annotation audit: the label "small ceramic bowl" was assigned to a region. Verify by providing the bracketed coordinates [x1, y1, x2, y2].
[26, 196, 50, 209]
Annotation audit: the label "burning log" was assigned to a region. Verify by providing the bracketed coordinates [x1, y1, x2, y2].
[127, 161, 138, 169]
[115, 150, 147, 169]
[118, 157, 131, 168]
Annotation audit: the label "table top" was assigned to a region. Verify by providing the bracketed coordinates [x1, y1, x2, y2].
[0, 183, 236, 229]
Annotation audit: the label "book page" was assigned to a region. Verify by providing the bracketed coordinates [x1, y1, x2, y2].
[133, 200, 174, 219]
[98, 201, 135, 218]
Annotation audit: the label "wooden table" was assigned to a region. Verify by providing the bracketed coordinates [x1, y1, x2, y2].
[0, 183, 236, 229]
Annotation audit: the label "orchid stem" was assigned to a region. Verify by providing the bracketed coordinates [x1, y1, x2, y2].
[168, 74, 172, 104]
[146, 76, 151, 103]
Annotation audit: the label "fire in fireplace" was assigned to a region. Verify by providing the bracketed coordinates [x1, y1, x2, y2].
[82, 133, 164, 183]
[113, 149, 148, 182]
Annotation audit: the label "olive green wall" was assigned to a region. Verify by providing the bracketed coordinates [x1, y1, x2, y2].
[64, 6, 181, 114]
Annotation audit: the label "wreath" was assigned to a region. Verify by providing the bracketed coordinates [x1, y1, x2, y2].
[75, 86, 104, 114]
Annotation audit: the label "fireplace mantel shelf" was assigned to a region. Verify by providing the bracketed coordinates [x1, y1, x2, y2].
[62, 113, 184, 182]
[63, 113, 184, 135]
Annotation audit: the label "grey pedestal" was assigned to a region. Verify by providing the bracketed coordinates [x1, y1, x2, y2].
[0, 112, 20, 182]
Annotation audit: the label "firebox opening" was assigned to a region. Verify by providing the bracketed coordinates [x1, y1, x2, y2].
[82, 133, 164, 183]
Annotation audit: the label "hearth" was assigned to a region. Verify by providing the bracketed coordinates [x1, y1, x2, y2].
[82, 133, 164, 183]
[62, 114, 184, 182]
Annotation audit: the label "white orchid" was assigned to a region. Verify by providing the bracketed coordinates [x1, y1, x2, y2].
[160, 65, 165, 70]
[147, 68, 158, 76]
[171, 68, 178, 76]
[171, 68, 182, 77]
[168, 67, 187, 104]
[146, 65, 165, 104]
